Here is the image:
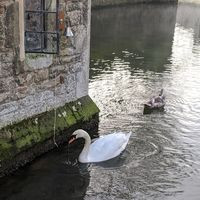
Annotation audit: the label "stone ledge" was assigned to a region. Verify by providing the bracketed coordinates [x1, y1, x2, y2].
[0, 95, 100, 177]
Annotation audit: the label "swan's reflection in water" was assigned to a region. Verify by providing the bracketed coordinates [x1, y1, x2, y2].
[0, 147, 90, 200]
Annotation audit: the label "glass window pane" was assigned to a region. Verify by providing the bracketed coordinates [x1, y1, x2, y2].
[25, 12, 43, 32]
[44, 13, 57, 32]
[45, 33, 58, 53]
[25, 32, 42, 52]
[45, 0, 57, 12]
[25, 0, 41, 11]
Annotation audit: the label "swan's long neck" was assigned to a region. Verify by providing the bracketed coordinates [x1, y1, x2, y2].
[79, 133, 91, 162]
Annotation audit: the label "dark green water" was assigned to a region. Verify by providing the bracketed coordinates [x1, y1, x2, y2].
[1, 2, 200, 200]
[89, 2, 200, 200]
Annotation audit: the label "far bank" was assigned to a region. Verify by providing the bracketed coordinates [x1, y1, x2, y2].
[92, 0, 178, 8]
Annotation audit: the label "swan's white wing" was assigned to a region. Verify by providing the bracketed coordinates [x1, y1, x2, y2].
[88, 132, 131, 162]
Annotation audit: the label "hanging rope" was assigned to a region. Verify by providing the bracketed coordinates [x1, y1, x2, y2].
[53, 107, 58, 147]
[52, 52, 64, 147]
[53, 72, 58, 147]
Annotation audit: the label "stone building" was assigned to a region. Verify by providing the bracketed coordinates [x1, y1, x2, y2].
[0, 0, 99, 177]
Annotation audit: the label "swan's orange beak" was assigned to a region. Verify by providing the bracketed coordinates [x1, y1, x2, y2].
[68, 136, 76, 144]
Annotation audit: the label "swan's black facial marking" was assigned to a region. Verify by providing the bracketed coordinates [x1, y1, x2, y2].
[68, 135, 76, 144]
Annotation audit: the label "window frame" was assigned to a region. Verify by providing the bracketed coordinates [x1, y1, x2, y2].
[24, 0, 60, 54]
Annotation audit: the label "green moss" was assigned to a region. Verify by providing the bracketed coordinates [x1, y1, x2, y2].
[0, 139, 12, 149]
[58, 105, 77, 127]
[15, 132, 41, 150]
[0, 139, 14, 160]
[79, 97, 100, 121]
[0, 95, 99, 162]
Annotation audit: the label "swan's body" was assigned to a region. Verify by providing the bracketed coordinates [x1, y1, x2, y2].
[69, 129, 131, 163]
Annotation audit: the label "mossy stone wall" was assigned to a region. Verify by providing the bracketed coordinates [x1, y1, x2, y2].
[0, 95, 99, 177]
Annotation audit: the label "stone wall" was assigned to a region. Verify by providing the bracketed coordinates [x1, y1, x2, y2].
[92, 0, 178, 7]
[0, 0, 91, 129]
[0, 0, 100, 176]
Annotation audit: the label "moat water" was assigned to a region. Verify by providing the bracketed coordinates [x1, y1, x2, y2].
[1, 2, 200, 200]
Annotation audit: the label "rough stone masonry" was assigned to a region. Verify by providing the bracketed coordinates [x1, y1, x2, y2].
[0, 0, 99, 176]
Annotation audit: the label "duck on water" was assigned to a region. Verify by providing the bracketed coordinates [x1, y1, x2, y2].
[143, 89, 165, 114]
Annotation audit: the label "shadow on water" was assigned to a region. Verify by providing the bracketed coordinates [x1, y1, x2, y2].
[90, 3, 177, 79]
[0, 147, 90, 200]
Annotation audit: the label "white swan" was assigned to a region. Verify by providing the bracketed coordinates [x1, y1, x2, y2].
[69, 129, 131, 163]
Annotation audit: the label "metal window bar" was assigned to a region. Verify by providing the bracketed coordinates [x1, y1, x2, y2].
[25, 0, 59, 54]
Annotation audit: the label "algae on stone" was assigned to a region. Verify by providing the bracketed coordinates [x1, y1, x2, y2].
[0, 95, 99, 164]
